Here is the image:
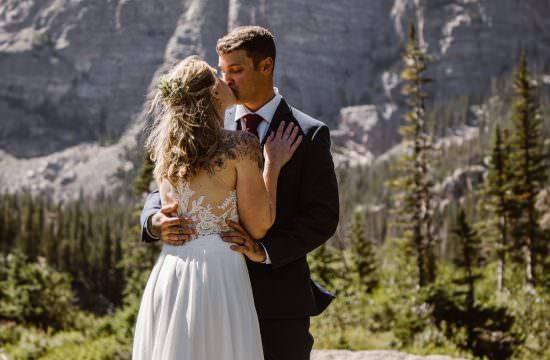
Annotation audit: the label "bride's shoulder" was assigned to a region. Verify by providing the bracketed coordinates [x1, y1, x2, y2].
[221, 130, 260, 152]
[220, 130, 262, 168]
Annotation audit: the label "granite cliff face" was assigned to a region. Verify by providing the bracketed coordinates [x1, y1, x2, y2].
[0, 0, 548, 199]
[0, 0, 188, 157]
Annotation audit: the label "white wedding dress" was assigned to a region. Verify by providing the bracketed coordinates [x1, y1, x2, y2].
[132, 181, 264, 360]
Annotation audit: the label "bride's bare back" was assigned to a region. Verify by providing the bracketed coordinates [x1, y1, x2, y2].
[160, 130, 272, 240]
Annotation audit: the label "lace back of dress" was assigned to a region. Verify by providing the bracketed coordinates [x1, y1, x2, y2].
[175, 181, 239, 238]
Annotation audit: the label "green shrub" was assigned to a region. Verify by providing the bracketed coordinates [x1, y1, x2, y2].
[40, 336, 130, 360]
[0, 252, 76, 330]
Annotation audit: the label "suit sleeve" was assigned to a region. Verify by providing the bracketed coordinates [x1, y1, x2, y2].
[140, 190, 162, 243]
[260, 125, 339, 268]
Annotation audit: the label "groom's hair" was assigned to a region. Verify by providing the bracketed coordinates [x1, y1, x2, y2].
[216, 26, 276, 71]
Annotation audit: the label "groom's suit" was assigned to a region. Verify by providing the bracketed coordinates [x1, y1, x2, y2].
[140, 94, 339, 360]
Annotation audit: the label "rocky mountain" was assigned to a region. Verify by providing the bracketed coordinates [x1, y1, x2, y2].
[0, 0, 549, 200]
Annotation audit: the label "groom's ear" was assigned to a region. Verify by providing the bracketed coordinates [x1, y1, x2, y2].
[259, 57, 274, 76]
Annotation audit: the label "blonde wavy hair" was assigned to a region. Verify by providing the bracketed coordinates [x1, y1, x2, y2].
[145, 55, 222, 187]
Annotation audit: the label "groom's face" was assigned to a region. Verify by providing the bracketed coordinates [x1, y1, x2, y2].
[218, 49, 266, 104]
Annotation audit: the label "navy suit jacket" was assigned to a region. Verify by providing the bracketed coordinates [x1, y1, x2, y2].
[140, 99, 340, 319]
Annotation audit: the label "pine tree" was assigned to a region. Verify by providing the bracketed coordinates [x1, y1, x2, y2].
[481, 125, 512, 292]
[508, 53, 547, 287]
[34, 197, 45, 257]
[113, 230, 124, 304]
[102, 219, 113, 297]
[0, 197, 4, 251]
[0, 195, 10, 251]
[77, 220, 87, 280]
[349, 211, 378, 293]
[8, 195, 20, 250]
[447, 208, 521, 359]
[390, 23, 437, 287]
[43, 221, 58, 267]
[70, 201, 82, 271]
[58, 205, 72, 272]
[19, 194, 36, 259]
[308, 243, 340, 290]
[452, 208, 483, 349]
[134, 151, 155, 196]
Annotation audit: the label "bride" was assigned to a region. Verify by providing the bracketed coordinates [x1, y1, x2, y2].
[132, 55, 301, 359]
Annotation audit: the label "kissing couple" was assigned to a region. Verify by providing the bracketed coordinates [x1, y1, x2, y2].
[133, 25, 340, 360]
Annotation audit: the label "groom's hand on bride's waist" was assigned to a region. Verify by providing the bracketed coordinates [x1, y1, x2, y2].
[221, 221, 267, 263]
[151, 203, 196, 246]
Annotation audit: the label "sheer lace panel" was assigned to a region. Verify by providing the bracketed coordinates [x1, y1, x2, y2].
[171, 181, 239, 238]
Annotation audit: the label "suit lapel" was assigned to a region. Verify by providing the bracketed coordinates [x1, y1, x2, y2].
[260, 98, 293, 146]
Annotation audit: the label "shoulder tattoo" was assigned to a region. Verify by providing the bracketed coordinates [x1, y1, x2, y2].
[220, 131, 263, 170]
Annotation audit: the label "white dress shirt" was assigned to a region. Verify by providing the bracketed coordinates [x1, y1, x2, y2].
[234, 87, 282, 143]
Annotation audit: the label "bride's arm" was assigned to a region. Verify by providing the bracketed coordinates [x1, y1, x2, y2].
[234, 133, 275, 239]
[235, 124, 302, 240]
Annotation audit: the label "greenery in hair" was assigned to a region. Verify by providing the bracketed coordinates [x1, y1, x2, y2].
[159, 77, 191, 107]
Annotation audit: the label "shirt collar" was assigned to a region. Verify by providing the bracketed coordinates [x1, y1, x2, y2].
[234, 87, 282, 124]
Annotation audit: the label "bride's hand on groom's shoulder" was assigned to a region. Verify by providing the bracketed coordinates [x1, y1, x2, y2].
[152, 202, 196, 246]
[221, 221, 267, 263]
[263, 122, 302, 169]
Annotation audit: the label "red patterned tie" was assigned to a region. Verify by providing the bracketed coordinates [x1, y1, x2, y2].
[242, 114, 263, 139]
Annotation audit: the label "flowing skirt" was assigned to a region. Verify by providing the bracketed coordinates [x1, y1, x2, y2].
[132, 234, 264, 360]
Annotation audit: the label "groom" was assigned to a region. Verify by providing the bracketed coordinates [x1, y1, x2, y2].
[140, 26, 339, 360]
